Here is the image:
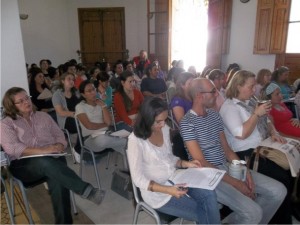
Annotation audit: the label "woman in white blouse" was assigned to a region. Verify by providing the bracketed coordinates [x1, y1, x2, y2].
[219, 70, 293, 224]
[127, 97, 220, 224]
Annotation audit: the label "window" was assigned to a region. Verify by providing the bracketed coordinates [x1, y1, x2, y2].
[171, 0, 208, 71]
[286, 0, 300, 53]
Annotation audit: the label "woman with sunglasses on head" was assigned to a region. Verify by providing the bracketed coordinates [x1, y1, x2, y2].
[127, 97, 221, 224]
[113, 71, 144, 132]
[1, 87, 106, 224]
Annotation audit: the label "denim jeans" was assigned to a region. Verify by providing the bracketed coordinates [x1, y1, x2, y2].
[157, 188, 220, 224]
[10, 156, 89, 224]
[216, 164, 287, 224]
[115, 121, 133, 132]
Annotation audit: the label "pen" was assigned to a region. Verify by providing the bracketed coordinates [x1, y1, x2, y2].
[167, 180, 191, 198]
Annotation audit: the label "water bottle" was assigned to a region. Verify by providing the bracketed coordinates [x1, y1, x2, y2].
[229, 160, 247, 181]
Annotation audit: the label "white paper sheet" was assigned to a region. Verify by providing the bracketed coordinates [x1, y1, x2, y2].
[169, 167, 225, 190]
[259, 137, 300, 177]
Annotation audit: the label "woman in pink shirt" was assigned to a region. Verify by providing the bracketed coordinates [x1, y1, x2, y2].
[1, 87, 105, 224]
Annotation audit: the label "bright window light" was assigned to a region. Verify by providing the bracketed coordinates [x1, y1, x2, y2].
[171, 0, 208, 72]
[286, 0, 300, 53]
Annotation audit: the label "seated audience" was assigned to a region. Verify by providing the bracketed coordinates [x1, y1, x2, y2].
[166, 67, 185, 98]
[271, 66, 294, 100]
[39, 59, 52, 88]
[141, 63, 167, 98]
[207, 69, 226, 111]
[170, 72, 194, 124]
[254, 68, 272, 97]
[89, 66, 101, 82]
[1, 87, 105, 224]
[29, 67, 56, 120]
[110, 60, 123, 90]
[181, 78, 286, 224]
[166, 60, 178, 81]
[123, 60, 142, 90]
[75, 80, 127, 168]
[187, 65, 197, 76]
[52, 72, 81, 161]
[219, 71, 294, 223]
[52, 73, 80, 131]
[261, 82, 300, 138]
[133, 50, 151, 78]
[95, 72, 113, 108]
[295, 83, 300, 117]
[127, 97, 221, 224]
[113, 71, 144, 132]
[74, 64, 87, 89]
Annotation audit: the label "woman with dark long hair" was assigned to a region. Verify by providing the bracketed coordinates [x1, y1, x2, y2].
[127, 97, 221, 224]
[113, 71, 144, 132]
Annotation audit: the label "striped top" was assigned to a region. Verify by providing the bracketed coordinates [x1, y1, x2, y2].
[180, 109, 226, 166]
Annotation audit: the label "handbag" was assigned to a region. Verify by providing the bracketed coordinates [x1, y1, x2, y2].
[111, 169, 133, 200]
[253, 146, 290, 171]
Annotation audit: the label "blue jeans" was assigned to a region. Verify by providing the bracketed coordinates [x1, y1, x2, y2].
[157, 188, 220, 224]
[10, 156, 89, 224]
[216, 164, 287, 224]
[116, 121, 133, 132]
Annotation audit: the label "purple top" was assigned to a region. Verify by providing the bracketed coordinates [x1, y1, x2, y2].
[170, 96, 192, 114]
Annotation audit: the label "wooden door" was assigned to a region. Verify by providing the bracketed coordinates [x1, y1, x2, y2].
[78, 8, 126, 69]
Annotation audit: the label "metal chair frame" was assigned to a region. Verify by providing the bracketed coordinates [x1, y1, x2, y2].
[9, 176, 78, 224]
[61, 128, 77, 164]
[74, 117, 105, 190]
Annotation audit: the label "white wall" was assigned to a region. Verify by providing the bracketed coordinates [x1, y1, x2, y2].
[18, 0, 148, 67]
[221, 0, 276, 74]
[1, 0, 28, 99]
[17, 0, 277, 73]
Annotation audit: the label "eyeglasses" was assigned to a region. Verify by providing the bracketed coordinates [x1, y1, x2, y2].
[200, 88, 217, 94]
[14, 95, 31, 105]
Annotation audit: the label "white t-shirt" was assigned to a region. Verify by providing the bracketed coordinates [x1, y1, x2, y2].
[219, 98, 263, 152]
[75, 101, 107, 137]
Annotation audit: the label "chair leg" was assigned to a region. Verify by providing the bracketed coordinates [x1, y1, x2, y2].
[62, 129, 76, 164]
[132, 204, 142, 224]
[2, 177, 15, 224]
[70, 191, 78, 215]
[106, 152, 111, 170]
[91, 152, 102, 190]
[15, 179, 34, 224]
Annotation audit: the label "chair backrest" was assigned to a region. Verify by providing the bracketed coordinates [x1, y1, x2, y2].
[109, 106, 117, 131]
[74, 117, 84, 148]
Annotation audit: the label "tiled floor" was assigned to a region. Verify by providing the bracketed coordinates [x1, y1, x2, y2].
[66, 150, 168, 224]
[66, 148, 300, 225]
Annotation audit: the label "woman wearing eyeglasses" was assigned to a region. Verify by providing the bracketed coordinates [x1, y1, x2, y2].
[219, 70, 293, 224]
[75, 80, 128, 168]
[1, 87, 106, 224]
[113, 71, 144, 132]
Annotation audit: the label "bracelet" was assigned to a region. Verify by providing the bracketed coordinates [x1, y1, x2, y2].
[148, 180, 154, 192]
[101, 104, 107, 109]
